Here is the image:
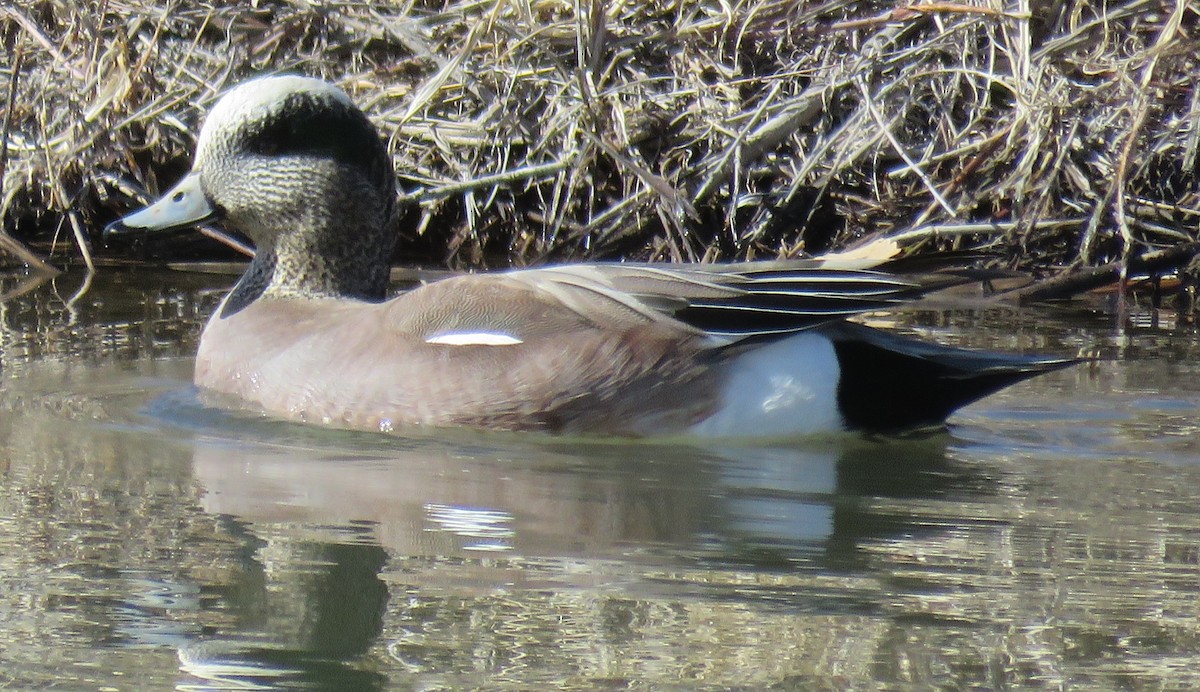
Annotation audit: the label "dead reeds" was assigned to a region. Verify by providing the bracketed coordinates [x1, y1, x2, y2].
[1, 0, 1197, 285]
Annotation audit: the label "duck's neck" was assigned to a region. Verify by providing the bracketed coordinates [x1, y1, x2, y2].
[221, 253, 274, 317]
[220, 228, 393, 317]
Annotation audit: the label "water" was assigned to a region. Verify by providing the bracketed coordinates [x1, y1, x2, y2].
[1, 268, 1199, 689]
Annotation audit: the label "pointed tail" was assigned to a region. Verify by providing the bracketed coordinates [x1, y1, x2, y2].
[825, 322, 1082, 432]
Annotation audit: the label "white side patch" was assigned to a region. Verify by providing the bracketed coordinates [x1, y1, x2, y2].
[425, 331, 524, 346]
[688, 331, 843, 438]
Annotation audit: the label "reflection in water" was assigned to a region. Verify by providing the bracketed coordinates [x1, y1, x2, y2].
[168, 402, 984, 688]
[2, 271, 1200, 687]
[177, 537, 389, 689]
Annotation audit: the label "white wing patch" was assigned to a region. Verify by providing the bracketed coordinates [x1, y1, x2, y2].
[425, 331, 524, 346]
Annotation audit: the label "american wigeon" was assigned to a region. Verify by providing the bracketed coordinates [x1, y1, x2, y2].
[107, 75, 1076, 438]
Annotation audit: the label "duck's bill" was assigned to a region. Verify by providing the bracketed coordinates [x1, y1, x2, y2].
[104, 172, 217, 237]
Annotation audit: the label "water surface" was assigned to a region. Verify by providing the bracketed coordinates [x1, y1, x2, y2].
[1, 269, 1198, 689]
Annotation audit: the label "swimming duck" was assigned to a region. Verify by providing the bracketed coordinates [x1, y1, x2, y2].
[106, 75, 1075, 438]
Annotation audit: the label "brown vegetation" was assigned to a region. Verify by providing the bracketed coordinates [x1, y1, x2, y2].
[0, 0, 1197, 284]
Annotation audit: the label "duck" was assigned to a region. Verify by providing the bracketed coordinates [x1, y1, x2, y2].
[106, 74, 1076, 438]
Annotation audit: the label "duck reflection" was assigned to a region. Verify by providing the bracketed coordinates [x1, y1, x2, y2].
[175, 535, 389, 689]
[173, 404, 981, 688]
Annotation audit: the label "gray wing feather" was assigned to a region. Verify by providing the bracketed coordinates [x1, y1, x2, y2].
[504, 263, 920, 340]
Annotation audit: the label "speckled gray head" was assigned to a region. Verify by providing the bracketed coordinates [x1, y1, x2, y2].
[108, 74, 399, 305]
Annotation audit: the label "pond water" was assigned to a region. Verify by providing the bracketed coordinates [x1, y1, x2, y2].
[1, 268, 1199, 689]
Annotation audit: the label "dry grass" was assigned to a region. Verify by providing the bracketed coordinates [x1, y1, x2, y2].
[1, 0, 1198, 279]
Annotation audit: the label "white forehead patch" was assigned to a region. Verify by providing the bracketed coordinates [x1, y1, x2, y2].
[425, 331, 524, 346]
[196, 75, 353, 156]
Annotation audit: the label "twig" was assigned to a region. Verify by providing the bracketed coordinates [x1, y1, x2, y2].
[1109, 0, 1188, 273]
[1007, 243, 1200, 303]
[398, 159, 572, 204]
[693, 83, 825, 202]
[829, 2, 1029, 31]
[583, 130, 697, 221]
[197, 225, 256, 257]
[63, 267, 93, 311]
[0, 7, 87, 81]
[890, 218, 1082, 244]
[911, 126, 1010, 228]
[856, 78, 957, 218]
[0, 271, 51, 302]
[0, 30, 18, 195]
[40, 104, 93, 272]
[0, 39, 59, 275]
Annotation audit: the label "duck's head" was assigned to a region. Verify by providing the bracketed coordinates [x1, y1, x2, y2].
[108, 75, 398, 301]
